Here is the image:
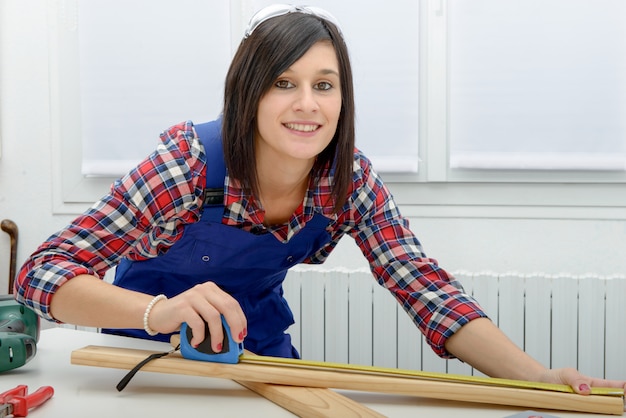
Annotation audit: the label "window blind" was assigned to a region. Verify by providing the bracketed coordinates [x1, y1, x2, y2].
[79, 0, 420, 176]
[448, 0, 626, 171]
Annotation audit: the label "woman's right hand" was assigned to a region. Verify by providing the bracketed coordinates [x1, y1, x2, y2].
[147, 281, 247, 352]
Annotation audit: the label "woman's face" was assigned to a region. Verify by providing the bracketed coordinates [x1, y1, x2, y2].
[255, 41, 342, 167]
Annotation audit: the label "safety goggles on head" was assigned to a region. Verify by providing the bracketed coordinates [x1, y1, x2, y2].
[244, 3, 343, 39]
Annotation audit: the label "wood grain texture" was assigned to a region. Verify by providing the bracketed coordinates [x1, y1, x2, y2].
[71, 345, 624, 416]
[236, 381, 385, 418]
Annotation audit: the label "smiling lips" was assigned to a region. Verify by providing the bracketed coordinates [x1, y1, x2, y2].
[284, 122, 320, 133]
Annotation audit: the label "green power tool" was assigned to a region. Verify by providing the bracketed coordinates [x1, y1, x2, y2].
[0, 295, 39, 372]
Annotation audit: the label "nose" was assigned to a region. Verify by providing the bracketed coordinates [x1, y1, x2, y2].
[293, 87, 319, 113]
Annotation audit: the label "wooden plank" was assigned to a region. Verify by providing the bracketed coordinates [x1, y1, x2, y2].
[237, 381, 385, 418]
[71, 345, 624, 415]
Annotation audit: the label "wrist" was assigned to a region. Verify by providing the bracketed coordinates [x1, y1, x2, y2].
[143, 294, 167, 336]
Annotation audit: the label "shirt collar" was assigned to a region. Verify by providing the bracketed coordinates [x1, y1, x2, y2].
[222, 171, 337, 241]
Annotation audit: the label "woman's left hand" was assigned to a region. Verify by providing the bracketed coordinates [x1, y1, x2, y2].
[540, 367, 626, 395]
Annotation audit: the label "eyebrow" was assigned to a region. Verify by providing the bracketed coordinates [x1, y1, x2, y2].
[282, 68, 340, 77]
[320, 68, 340, 77]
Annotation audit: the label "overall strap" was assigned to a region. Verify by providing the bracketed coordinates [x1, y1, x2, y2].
[194, 118, 227, 220]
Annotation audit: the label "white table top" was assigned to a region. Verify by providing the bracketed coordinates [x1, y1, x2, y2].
[1, 327, 619, 417]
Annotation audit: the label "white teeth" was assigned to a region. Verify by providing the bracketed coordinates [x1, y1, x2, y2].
[285, 123, 319, 132]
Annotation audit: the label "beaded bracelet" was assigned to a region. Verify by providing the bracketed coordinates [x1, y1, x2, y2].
[143, 294, 167, 336]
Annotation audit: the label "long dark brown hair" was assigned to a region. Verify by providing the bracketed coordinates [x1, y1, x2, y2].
[222, 12, 355, 213]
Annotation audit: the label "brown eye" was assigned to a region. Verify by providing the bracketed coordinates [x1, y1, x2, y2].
[275, 80, 293, 89]
[315, 81, 333, 91]
[315, 81, 332, 91]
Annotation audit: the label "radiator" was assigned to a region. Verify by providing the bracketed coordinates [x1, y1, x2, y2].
[282, 269, 626, 380]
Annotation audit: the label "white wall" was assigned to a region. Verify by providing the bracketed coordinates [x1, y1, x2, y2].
[1, 0, 626, 295]
[0, 1, 77, 293]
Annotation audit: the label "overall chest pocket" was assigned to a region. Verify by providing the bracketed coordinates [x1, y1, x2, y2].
[186, 222, 307, 271]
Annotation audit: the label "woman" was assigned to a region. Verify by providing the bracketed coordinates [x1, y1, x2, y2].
[15, 4, 626, 394]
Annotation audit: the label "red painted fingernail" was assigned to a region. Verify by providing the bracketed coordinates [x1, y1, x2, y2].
[216, 343, 223, 352]
[238, 331, 244, 340]
[579, 384, 590, 391]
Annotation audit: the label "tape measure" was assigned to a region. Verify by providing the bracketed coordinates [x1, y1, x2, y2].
[239, 354, 623, 397]
[179, 316, 243, 364]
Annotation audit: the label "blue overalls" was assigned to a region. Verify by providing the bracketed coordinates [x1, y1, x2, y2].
[103, 119, 332, 358]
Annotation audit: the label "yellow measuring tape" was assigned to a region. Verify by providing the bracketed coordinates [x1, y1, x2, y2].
[239, 354, 624, 397]
[170, 334, 622, 398]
